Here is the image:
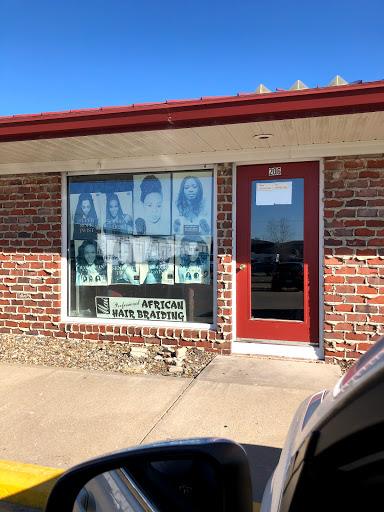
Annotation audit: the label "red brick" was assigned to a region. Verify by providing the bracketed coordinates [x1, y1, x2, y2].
[344, 276, 365, 285]
[370, 316, 384, 324]
[344, 220, 365, 227]
[355, 325, 376, 332]
[356, 286, 377, 294]
[348, 296, 366, 303]
[367, 276, 384, 286]
[344, 332, 367, 341]
[367, 159, 384, 168]
[324, 294, 343, 303]
[334, 304, 354, 312]
[333, 322, 353, 331]
[325, 350, 346, 358]
[324, 276, 344, 284]
[368, 258, 384, 265]
[346, 314, 367, 322]
[367, 296, 384, 304]
[366, 219, 384, 227]
[333, 248, 354, 257]
[346, 239, 366, 247]
[145, 337, 161, 345]
[324, 257, 343, 265]
[333, 228, 354, 237]
[195, 340, 213, 348]
[356, 268, 377, 276]
[161, 339, 179, 346]
[370, 178, 384, 187]
[356, 343, 376, 351]
[345, 199, 367, 208]
[355, 228, 375, 236]
[324, 161, 344, 170]
[179, 340, 195, 348]
[84, 333, 99, 340]
[356, 189, 377, 198]
[356, 304, 378, 313]
[334, 285, 354, 294]
[334, 190, 353, 198]
[325, 238, 343, 246]
[335, 267, 355, 275]
[324, 200, 343, 208]
[344, 160, 365, 168]
[357, 209, 378, 217]
[336, 209, 355, 218]
[356, 249, 378, 257]
[130, 336, 145, 344]
[368, 238, 384, 246]
[359, 170, 381, 178]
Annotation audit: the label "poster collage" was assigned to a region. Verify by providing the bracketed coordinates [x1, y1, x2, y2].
[69, 170, 213, 288]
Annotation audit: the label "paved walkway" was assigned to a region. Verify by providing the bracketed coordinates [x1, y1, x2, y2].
[0, 355, 341, 509]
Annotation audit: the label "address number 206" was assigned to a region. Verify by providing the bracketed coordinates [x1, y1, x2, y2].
[269, 167, 282, 176]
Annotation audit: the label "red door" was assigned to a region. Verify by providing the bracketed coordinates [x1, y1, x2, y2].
[236, 162, 319, 344]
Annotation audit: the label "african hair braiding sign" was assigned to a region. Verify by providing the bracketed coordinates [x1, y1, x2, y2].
[95, 297, 187, 321]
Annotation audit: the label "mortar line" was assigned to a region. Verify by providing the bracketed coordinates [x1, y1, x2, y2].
[139, 377, 197, 445]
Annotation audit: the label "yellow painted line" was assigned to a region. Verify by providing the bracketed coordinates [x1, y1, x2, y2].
[253, 503, 261, 512]
[0, 460, 64, 510]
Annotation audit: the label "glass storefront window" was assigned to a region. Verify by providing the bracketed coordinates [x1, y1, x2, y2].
[67, 170, 214, 324]
[250, 178, 304, 321]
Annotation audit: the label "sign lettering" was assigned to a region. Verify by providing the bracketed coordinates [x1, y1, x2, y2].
[95, 296, 187, 322]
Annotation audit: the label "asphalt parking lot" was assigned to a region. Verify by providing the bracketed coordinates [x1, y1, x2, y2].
[0, 354, 341, 510]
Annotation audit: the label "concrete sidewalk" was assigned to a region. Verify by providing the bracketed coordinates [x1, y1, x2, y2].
[0, 355, 341, 508]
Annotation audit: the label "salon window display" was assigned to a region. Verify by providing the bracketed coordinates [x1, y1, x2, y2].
[103, 192, 133, 236]
[68, 170, 214, 323]
[72, 192, 100, 240]
[75, 239, 107, 286]
[172, 171, 212, 236]
[133, 173, 171, 235]
[175, 235, 211, 285]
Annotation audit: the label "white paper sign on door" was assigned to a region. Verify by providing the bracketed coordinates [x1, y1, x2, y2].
[256, 181, 292, 205]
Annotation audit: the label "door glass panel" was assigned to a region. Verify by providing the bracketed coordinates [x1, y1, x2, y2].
[250, 178, 304, 321]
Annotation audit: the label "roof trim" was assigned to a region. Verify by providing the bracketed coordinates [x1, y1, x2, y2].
[1, 80, 384, 143]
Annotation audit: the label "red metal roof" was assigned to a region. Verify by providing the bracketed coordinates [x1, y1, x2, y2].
[1, 80, 384, 143]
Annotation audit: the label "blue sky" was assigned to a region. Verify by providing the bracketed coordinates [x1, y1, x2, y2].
[1, 0, 383, 117]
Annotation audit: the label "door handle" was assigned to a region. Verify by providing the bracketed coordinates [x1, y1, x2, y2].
[239, 264, 246, 270]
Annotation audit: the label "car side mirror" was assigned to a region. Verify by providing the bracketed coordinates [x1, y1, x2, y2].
[45, 438, 253, 512]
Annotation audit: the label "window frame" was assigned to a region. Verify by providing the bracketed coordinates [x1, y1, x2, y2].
[61, 166, 217, 330]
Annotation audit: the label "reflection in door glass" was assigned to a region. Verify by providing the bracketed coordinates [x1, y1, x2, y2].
[250, 179, 304, 321]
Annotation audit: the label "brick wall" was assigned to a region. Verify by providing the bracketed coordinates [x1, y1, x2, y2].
[323, 155, 384, 363]
[216, 163, 233, 343]
[0, 169, 233, 354]
[0, 173, 62, 335]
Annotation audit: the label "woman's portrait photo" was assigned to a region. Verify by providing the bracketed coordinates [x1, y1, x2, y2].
[141, 236, 174, 285]
[110, 238, 140, 285]
[133, 173, 171, 235]
[72, 192, 100, 240]
[175, 235, 211, 285]
[75, 239, 107, 286]
[172, 171, 212, 236]
[103, 192, 133, 236]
